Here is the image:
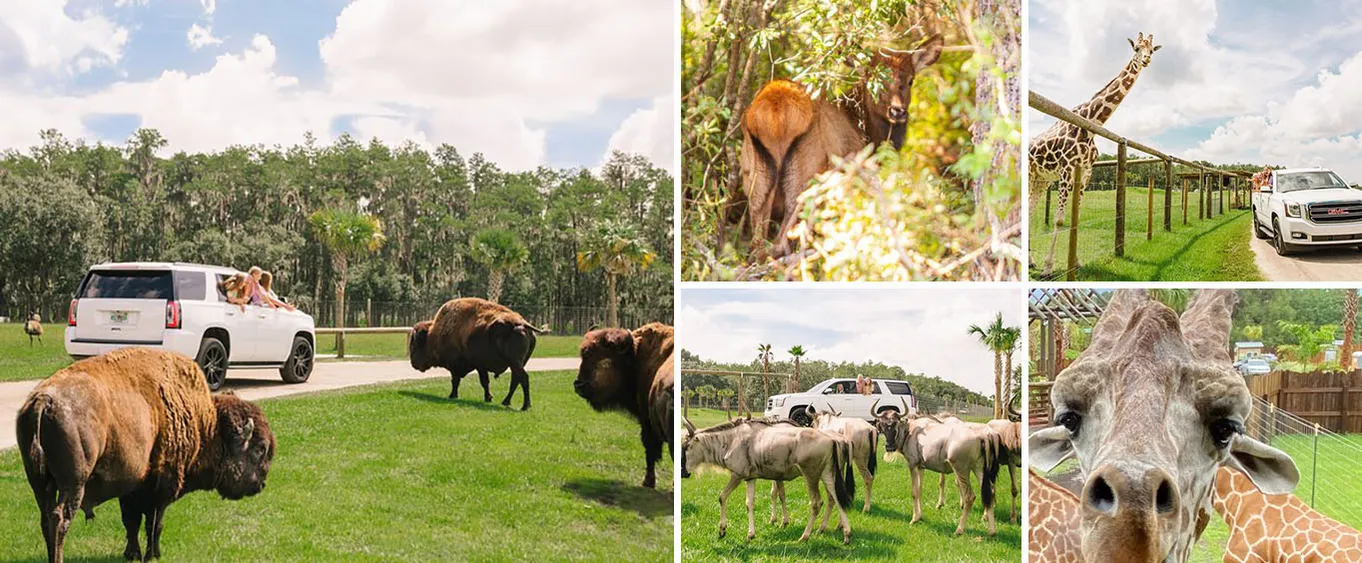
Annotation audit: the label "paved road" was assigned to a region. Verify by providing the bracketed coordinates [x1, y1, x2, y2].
[0, 357, 579, 450]
[1250, 234, 1362, 281]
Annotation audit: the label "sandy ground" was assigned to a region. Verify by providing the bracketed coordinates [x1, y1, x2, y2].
[0, 357, 580, 450]
[1250, 231, 1362, 281]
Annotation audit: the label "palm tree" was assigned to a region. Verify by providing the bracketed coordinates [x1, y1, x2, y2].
[788, 345, 806, 393]
[469, 228, 528, 303]
[969, 313, 1012, 419]
[576, 222, 656, 327]
[757, 343, 773, 401]
[308, 208, 385, 356]
[718, 388, 735, 419]
[999, 325, 1022, 416]
[697, 385, 716, 409]
[1343, 290, 1358, 370]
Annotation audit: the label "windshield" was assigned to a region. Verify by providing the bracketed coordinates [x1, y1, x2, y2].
[1277, 171, 1350, 193]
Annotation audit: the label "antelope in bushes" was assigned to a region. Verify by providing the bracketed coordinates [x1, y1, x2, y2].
[738, 34, 944, 255]
[682, 417, 855, 544]
[808, 405, 880, 513]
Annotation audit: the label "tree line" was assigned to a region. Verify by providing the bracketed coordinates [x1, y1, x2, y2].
[0, 129, 674, 332]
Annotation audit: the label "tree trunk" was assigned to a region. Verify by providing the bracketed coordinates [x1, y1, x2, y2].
[1344, 290, 1358, 370]
[994, 350, 1003, 419]
[606, 273, 619, 327]
[761, 359, 770, 399]
[488, 269, 505, 303]
[1004, 349, 1015, 418]
[334, 255, 347, 357]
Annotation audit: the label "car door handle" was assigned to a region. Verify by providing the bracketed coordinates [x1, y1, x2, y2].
[258, 314, 269, 319]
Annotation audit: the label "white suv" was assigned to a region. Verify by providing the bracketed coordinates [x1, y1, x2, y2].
[1252, 167, 1362, 255]
[65, 262, 316, 390]
[764, 378, 918, 425]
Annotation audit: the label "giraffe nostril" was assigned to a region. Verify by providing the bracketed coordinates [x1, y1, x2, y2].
[1087, 475, 1117, 515]
[1155, 477, 1176, 514]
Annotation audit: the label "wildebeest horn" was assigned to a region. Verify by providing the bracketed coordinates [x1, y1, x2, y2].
[871, 398, 881, 414]
[806, 405, 816, 417]
[901, 397, 909, 413]
[683, 418, 697, 435]
[831, 406, 841, 416]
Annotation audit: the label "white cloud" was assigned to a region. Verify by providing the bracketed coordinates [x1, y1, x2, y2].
[186, 23, 221, 50]
[678, 289, 1025, 397]
[0, 0, 128, 74]
[603, 94, 674, 172]
[0, 0, 674, 170]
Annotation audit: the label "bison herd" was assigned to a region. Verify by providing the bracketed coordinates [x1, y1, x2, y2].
[681, 407, 1021, 545]
[15, 297, 675, 562]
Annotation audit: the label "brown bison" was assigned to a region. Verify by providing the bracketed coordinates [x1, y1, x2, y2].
[16, 348, 275, 563]
[408, 297, 546, 410]
[575, 322, 674, 488]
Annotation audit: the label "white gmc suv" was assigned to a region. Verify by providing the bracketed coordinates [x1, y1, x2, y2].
[65, 262, 316, 390]
[1252, 167, 1362, 255]
[764, 378, 918, 425]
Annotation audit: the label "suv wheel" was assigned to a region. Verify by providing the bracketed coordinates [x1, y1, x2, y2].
[196, 337, 228, 391]
[1273, 218, 1294, 256]
[789, 407, 812, 427]
[280, 336, 314, 384]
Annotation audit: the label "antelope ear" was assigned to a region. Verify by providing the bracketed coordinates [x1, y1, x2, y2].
[1225, 434, 1299, 494]
[912, 35, 943, 69]
[1028, 425, 1074, 472]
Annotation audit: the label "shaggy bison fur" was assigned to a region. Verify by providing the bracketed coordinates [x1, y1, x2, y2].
[408, 297, 545, 410]
[574, 323, 675, 488]
[16, 348, 275, 563]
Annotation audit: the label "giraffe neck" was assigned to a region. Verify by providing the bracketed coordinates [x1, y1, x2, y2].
[1073, 57, 1145, 125]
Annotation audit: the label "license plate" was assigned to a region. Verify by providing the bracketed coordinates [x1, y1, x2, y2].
[110, 311, 129, 323]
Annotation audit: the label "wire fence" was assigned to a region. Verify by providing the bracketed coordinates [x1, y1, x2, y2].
[2, 297, 672, 335]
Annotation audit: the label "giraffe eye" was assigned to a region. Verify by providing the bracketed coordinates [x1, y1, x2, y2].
[1209, 419, 1241, 448]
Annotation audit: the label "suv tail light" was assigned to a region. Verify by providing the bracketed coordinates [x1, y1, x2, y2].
[166, 300, 182, 329]
[68, 299, 78, 326]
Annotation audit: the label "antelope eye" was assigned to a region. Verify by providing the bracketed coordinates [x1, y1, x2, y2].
[1056, 411, 1082, 435]
[1210, 419, 1241, 448]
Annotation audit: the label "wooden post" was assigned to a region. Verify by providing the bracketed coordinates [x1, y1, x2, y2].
[1342, 374, 1352, 433]
[337, 329, 345, 359]
[1198, 174, 1206, 220]
[1182, 178, 1188, 225]
[1219, 174, 1225, 215]
[1164, 160, 1173, 231]
[1115, 141, 1127, 257]
[1045, 184, 1052, 227]
[1146, 176, 1154, 241]
[1067, 163, 1083, 281]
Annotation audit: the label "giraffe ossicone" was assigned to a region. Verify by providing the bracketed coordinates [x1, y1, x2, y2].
[1028, 32, 1162, 277]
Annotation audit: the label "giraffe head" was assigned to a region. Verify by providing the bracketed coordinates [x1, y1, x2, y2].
[1128, 32, 1162, 69]
[1030, 289, 1299, 563]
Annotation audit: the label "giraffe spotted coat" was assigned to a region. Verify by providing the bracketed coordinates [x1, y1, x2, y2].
[1213, 466, 1362, 562]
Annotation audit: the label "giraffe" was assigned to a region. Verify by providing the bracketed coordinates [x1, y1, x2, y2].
[1212, 466, 1362, 562]
[1028, 32, 1162, 277]
[1029, 468, 1083, 563]
[1030, 289, 1300, 563]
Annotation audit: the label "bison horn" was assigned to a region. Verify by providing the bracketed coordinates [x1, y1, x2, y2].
[239, 418, 255, 451]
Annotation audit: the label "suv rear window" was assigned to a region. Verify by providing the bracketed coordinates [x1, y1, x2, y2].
[79, 270, 174, 299]
[883, 381, 913, 395]
[173, 271, 206, 301]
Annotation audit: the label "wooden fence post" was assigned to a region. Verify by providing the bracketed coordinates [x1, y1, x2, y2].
[1163, 159, 1173, 231]
[1146, 176, 1154, 241]
[1219, 174, 1226, 215]
[1342, 373, 1352, 433]
[1045, 184, 1052, 227]
[1067, 163, 1083, 281]
[1199, 174, 1206, 220]
[1115, 141, 1127, 257]
[1182, 178, 1188, 225]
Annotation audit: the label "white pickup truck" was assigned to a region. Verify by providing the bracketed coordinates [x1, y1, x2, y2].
[1252, 167, 1362, 255]
[764, 378, 918, 425]
[65, 262, 316, 390]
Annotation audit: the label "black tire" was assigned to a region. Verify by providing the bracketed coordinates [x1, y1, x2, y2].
[196, 337, 228, 391]
[1273, 218, 1294, 256]
[789, 407, 813, 427]
[280, 336, 314, 384]
[1252, 209, 1270, 239]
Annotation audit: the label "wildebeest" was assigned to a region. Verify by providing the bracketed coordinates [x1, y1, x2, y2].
[407, 297, 546, 410]
[25, 313, 43, 345]
[682, 417, 855, 544]
[16, 348, 275, 563]
[875, 408, 1004, 536]
[808, 406, 879, 513]
[574, 322, 675, 488]
[987, 418, 1023, 523]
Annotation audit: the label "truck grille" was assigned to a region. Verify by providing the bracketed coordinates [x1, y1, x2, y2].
[1308, 201, 1362, 224]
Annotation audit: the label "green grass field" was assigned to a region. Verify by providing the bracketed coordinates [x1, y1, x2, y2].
[681, 408, 1021, 562]
[0, 371, 672, 562]
[315, 331, 583, 360]
[1029, 188, 1263, 281]
[0, 323, 582, 382]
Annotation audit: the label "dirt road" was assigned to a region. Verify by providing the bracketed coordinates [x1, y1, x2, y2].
[1250, 235, 1362, 281]
[0, 357, 580, 450]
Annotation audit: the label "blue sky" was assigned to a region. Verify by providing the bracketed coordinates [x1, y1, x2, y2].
[0, 0, 675, 171]
[678, 288, 1024, 396]
[1030, 0, 1362, 179]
